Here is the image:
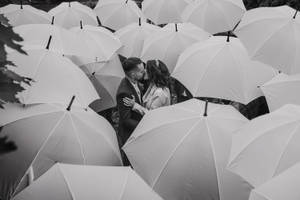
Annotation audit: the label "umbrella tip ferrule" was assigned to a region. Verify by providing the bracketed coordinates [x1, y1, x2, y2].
[80, 20, 83, 29]
[175, 23, 178, 32]
[51, 16, 54, 25]
[46, 35, 52, 50]
[92, 72, 96, 76]
[226, 31, 230, 42]
[139, 18, 141, 26]
[66, 96, 76, 111]
[125, 0, 129, 3]
[69, 1, 71, 7]
[96, 16, 102, 26]
[20, 0, 23, 9]
[293, 10, 298, 19]
[203, 100, 208, 117]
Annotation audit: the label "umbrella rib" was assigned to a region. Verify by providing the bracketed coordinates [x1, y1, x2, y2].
[13, 112, 66, 197]
[151, 119, 202, 188]
[271, 122, 300, 177]
[69, 114, 87, 165]
[57, 164, 77, 200]
[118, 168, 130, 200]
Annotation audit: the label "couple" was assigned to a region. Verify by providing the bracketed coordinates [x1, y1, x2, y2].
[116, 57, 171, 165]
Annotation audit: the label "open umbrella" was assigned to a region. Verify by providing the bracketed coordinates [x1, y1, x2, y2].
[235, 6, 300, 74]
[13, 23, 95, 58]
[115, 19, 160, 58]
[181, 0, 246, 34]
[142, 0, 190, 25]
[48, 1, 97, 29]
[0, 102, 122, 200]
[249, 163, 300, 200]
[172, 36, 278, 104]
[69, 23, 122, 65]
[141, 22, 210, 72]
[0, 3, 50, 26]
[94, 0, 145, 31]
[13, 164, 163, 200]
[227, 104, 300, 187]
[6, 45, 99, 108]
[261, 73, 300, 112]
[123, 99, 252, 200]
[80, 53, 126, 112]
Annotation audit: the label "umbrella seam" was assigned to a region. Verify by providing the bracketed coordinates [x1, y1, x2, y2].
[12, 112, 66, 197]
[151, 119, 202, 188]
[118, 168, 130, 200]
[228, 119, 300, 166]
[204, 119, 221, 199]
[69, 114, 87, 165]
[271, 122, 300, 177]
[57, 164, 77, 200]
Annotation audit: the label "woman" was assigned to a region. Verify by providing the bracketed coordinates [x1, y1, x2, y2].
[123, 59, 171, 115]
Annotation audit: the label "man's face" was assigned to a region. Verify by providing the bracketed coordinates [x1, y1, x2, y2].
[132, 63, 146, 81]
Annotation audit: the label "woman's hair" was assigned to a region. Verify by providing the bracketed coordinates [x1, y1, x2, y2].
[146, 59, 170, 88]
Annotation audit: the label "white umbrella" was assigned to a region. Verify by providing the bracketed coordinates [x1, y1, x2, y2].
[0, 102, 122, 200]
[227, 104, 300, 187]
[261, 73, 300, 112]
[13, 164, 163, 200]
[80, 53, 126, 112]
[172, 36, 278, 104]
[69, 24, 122, 65]
[13, 23, 96, 58]
[115, 20, 160, 58]
[94, 0, 145, 31]
[235, 6, 300, 74]
[0, 3, 50, 26]
[141, 22, 210, 72]
[123, 99, 252, 200]
[249, 163, 300, 200]
[6, 46, 99, 108]
[181, 0, 246, 34]
[142, 0, 190, 24]
[48, 1, 97, 29]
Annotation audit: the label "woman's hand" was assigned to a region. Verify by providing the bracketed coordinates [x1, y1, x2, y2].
[123, 96, 135, 107]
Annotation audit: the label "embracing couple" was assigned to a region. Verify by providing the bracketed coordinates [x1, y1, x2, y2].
[116, 57, 171, 165]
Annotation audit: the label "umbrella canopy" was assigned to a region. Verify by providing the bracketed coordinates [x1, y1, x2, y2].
[13, 23, 96, 58]
[115, 20, 160, 58]
[227, 104, 300, 187]
[123, 99, 252, 200]
[142, 0, 190, 25]
[0, 103, 122, 200]
[80, 53, 125, 112]
[261, 73, 300, 112]
[48, 1, 97, 29]
[172, 36, 278, 104]
[6, 46, 99, 108]
[94, 0, 145, 31]
[13, 164, 163, 200]
[235, 6, 300, 74]
[69, 24, 122, 65]
[181, 0, 246, 34]
[141, 22, 210, 73]
[0, 4, 50, 26]
[249, 163, 300, 200]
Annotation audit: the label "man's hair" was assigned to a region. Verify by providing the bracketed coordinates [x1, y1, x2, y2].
[122, 57, 143, 74]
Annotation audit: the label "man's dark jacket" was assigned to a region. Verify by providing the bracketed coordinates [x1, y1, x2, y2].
[116, 78, 143, 146]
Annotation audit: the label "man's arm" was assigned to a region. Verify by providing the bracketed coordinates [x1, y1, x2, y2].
[117, 93, 141, 129]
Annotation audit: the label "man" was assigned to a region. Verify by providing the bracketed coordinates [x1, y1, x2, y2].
[116, 57, 145, 165]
